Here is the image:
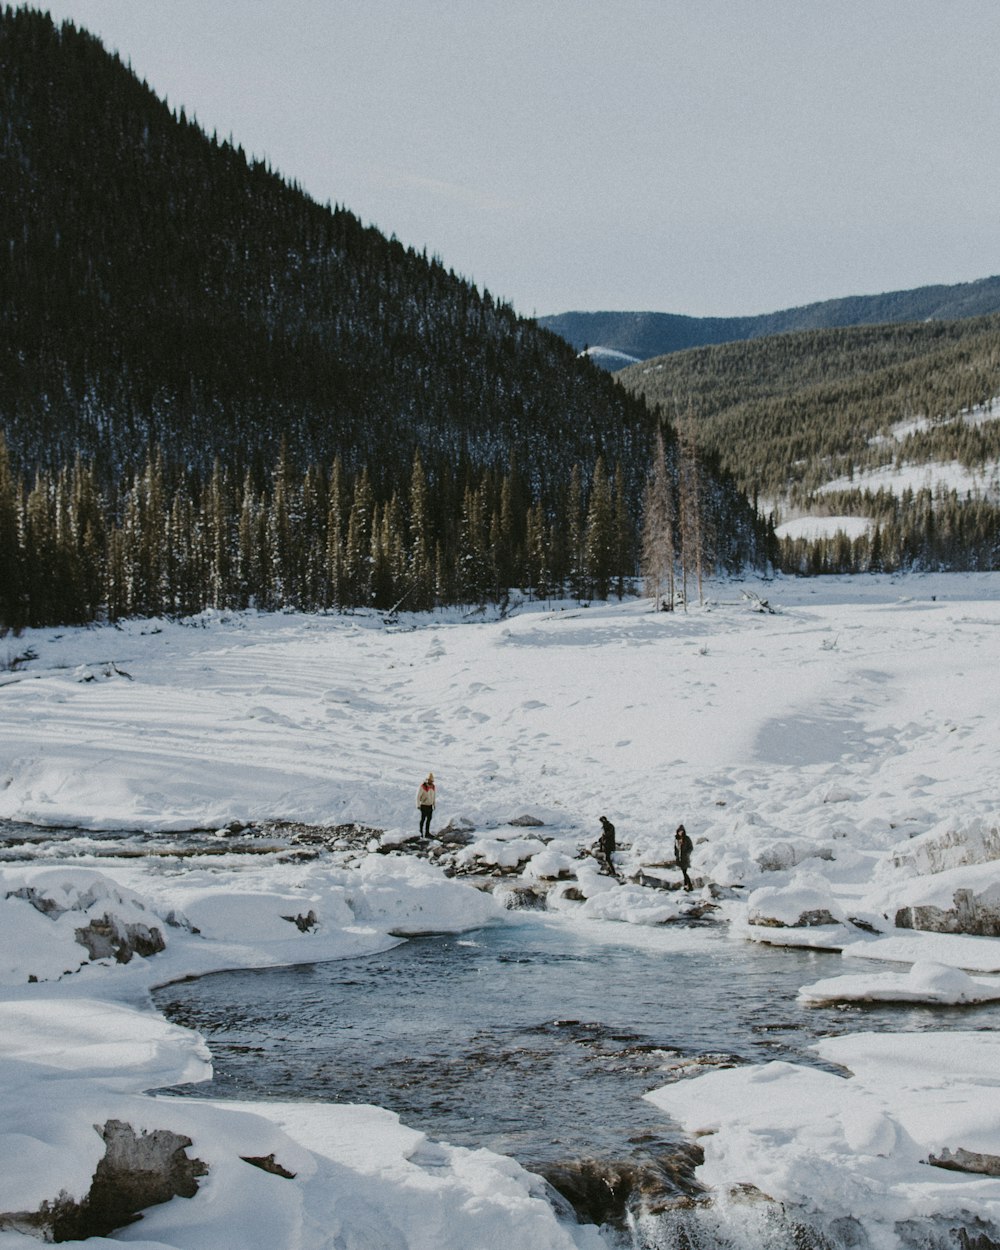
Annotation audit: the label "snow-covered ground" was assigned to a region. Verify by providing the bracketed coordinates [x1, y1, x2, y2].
[774, 514, 873, 542]
[1, 572, 999, 1249]
[816, 457, 1000, 500]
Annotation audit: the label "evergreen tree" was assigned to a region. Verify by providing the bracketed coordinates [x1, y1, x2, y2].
[325, 457, 345, 608]
[564, 464, 585, 601]
[584, 455, 614, 599]
[344, 467, 374, 605]
[0, 433, 24, 628]
[407, 451, 433, 610]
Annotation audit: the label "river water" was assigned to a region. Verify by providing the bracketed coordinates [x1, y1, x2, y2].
[7, 819, 994, 1245]
[154, 911, 998, 1239]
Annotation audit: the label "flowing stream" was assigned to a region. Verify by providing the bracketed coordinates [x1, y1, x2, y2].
[154, 912, 998, 1239]
[7, 821, 994, 1246]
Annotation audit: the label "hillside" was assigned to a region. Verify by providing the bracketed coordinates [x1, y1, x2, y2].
[617, 317, 1000, 574]
[0, 6, 769, 626]
[539, 276, 1000, 368]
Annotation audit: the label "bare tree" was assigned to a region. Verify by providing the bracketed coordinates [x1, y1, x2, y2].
[640, 429, 675, 611]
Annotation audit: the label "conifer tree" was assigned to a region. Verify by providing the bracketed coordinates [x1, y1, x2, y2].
[300, 462, 327, 610]
[325, 457, 345, 608]
[407, 451, 433, 610]
[0, 433, 25, 628]
[344, 467, 374, 605]
[69, 456, 105, 621]
[611, 462, 631, 600]
[236, 472, 262, 608]
[565, 464, 585, 600]
[584, 455, 614, 599]
[203, 459, 232, 609]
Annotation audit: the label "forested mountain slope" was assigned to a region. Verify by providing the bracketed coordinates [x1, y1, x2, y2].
[0, 6, 769, 626]
[618, 318, 1000, 573]
[539, 276, 1000, 368]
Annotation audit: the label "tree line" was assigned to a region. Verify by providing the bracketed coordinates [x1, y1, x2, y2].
[0, 431, 747, 629]
[776, 486, 1000, 576]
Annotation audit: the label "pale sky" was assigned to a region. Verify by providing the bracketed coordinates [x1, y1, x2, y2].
[37, 0, 1000, 318]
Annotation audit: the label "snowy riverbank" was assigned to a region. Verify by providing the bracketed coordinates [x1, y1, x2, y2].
[1, 572, 999, 1248]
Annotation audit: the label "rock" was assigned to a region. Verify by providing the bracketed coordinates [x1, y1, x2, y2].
[241, 1153, 296, 1179]
[438, 816, 475, 836]
[507, 814, 545, 827]
[280, 909, 318, 933]
[559, 886, 586, 902]
[6, 886, 63, 917]
[0, 1119, 207, 1241]
[540, 1139, 705, 1226]
[896, 888, 1000, 938]
[747, 876, 845, 929]
[755, 841, 834, 873]
[926, 1147, 1000, 1177]
[495, 883, 548, 910]
[892, 819, 1000, 875]
[74, 913, 165, 963]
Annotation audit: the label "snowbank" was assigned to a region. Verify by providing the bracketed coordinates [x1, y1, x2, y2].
[647, 1032, 1000, 1245]
[3, 574, 1000, 1245]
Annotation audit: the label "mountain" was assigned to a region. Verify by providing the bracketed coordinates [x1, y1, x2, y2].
[539, 276, 1000, 369]
[617, 317, 1000, 573]
[0, 6, 769, 627]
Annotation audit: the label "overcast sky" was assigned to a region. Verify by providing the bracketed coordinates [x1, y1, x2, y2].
[38, 0, 1000, 318]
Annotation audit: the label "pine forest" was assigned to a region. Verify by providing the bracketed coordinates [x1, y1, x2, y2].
[0, 7, 769, 628]
[619, 320, 1000, 576]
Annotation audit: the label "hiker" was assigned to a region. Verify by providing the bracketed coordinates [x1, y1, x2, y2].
[674, 823, 694, 891]
[597, 815, 617, 876]
[416, 772, 436, 837]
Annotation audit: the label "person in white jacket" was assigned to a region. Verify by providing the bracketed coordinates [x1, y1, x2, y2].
[416, 772, 436, 837]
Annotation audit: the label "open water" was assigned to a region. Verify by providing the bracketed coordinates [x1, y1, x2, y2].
[153, 911, 999, 1231]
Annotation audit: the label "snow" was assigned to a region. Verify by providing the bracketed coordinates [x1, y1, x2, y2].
[580, 346, 641, 368]
[817, 456, 1000, 500]
[1, 572, 999, 1247]
[646, 1031, 1000, 1240]
[774, 514, 872, 541]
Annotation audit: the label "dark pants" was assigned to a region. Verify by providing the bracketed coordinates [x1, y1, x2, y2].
[419, 805, 434, 836]
[681, 867, 692, 890]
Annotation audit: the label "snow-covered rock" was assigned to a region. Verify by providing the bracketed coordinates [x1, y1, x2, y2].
[890, 816, 1000, 875]
[746, 872, 846, 929]
[798, 959, 1000, 1005]
[0, 868, 174, 984]
[867, 860, 1000, 937]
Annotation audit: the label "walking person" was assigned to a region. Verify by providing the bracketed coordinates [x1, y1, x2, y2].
[416, 772, 436, 838]
[597, 815, 617, 877]
[674, 823, 694, 891]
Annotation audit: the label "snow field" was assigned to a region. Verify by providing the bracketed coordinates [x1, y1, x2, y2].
[0, 571, 999, 1248]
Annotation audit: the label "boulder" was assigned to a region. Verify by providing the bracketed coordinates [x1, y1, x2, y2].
[75, 913, 165, 963]
[891, 819, 1000, 876]
[747, 875, 845, 929]
[877, 862, 1000, 937]
[0, 1119, 207, 1242]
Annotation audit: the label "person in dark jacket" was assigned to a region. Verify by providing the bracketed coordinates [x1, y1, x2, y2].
[597, 815, 617, 876]
[674, 823, 694, 891]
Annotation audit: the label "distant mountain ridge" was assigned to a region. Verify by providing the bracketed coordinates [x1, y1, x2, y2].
[538, 276, 1000, 368]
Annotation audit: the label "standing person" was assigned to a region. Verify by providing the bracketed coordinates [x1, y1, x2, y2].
[674, 823, 694, 891]
[416, 772, 436, 838]
[597, 815, 617, 876]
